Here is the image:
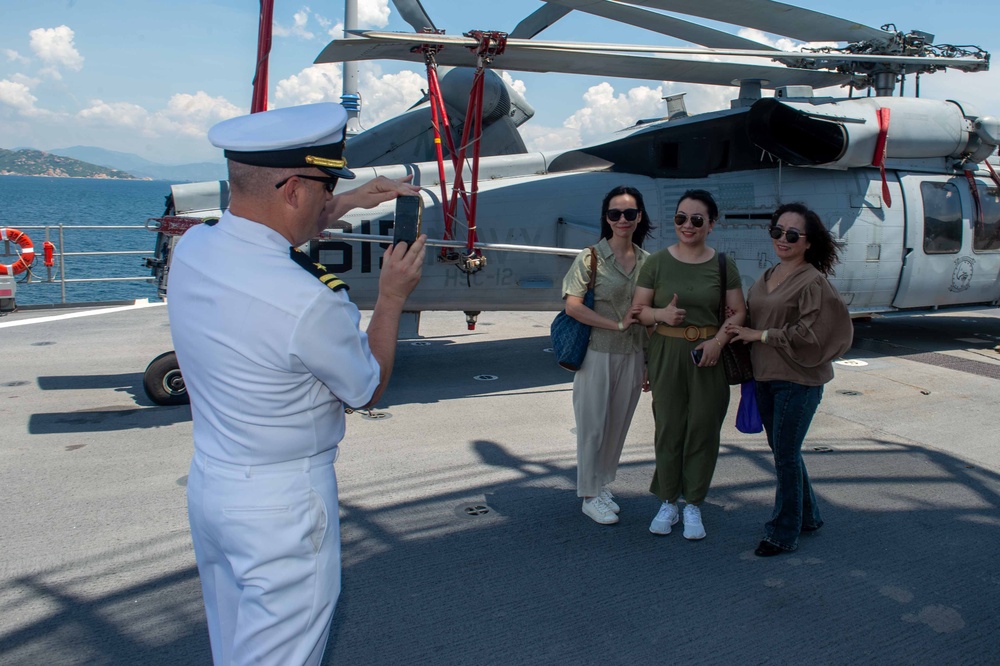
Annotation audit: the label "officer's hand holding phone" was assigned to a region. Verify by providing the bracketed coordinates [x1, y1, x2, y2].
[393, 195, 423, 255]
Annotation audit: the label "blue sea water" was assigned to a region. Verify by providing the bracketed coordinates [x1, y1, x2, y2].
[0, 175, 176, 306]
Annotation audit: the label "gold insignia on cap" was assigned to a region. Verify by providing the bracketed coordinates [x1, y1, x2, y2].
[305, 155, 348, 168]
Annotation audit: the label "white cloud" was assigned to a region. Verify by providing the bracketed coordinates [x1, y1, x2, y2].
[0, 79, 40, 115]
[77, 92, 241, 140]
[274, 64, 343, 105]
[358, 0, 391, 28]
[38, 67, 64, 81]
[737, 28, 816, 52]
[154, 92, 244, 136]
[564, 82, 668, 138]
[500, 71, 526, 96]
[278, 0, 388, 41]
[658, 81, 736, 116]
[519, 79, 742, 153]
[274, 8, 315, 40]
[29, 26, 83, 71]
[314, 14, 343, 39]
[357, 67, 427, 125]
[326, 21, 345, 40]
[520, 123, 581, 152]
[4, 49, 29, 64]
[11, 73, 41, 88]
[273, 63, 426, 127]
[77, 99, 149, 129]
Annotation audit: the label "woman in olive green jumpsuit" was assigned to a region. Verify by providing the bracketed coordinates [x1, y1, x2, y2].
[633, 189, 746, 540]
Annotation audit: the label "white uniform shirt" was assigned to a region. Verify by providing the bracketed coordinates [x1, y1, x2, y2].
[167, 211, 380, 465]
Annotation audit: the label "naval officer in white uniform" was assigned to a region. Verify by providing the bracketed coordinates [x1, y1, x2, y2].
[167, 102, 425, 665]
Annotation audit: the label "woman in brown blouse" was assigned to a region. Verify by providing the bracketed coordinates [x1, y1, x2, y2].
[725, 202, 853, 557]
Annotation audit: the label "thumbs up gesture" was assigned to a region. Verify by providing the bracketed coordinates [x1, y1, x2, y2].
[660, 293, 686, 326]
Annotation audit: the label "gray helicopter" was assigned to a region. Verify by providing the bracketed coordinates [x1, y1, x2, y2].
[143, 0, 998, 404]
[310, 0, 999, 315]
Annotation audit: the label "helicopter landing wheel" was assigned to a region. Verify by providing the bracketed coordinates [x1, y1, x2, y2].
[143, 351, 189, 406]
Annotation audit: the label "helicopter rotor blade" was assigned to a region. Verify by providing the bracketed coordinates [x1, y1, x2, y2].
[390, 0, 436, 32]
[509, 3, 574, 39]
[544, 0, 778, 50]
[622, 0, 891, 43]
[317, 35, 851, 89]
[333, 31, 987, 73]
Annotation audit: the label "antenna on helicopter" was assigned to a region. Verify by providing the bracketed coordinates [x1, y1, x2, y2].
[341, 0, 363, 135]
[732, 80, 766, 109]
[663, 93, 687, 121]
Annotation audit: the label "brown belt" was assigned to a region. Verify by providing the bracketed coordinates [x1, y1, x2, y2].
[654, 324, 718, 341]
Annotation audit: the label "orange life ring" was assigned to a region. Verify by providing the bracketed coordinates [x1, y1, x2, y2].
[0, 227, 35, 275]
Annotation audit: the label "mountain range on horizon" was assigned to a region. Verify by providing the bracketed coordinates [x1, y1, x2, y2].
[49, 146, 227, 183]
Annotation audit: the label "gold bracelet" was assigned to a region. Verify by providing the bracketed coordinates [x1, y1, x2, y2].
[713, 337, 723, 348]
[617, 320, 624, 332]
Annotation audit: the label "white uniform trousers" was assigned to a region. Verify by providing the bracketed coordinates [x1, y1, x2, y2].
[187, 449, 341, 666]
[573, 349, 645, 497]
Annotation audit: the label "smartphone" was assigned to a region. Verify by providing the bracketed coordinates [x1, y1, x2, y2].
[393, 195, 423, 251]
[691, 348, 704, 365]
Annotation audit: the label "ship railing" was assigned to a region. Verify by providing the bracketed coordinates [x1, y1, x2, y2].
[7, 224, 154, 304]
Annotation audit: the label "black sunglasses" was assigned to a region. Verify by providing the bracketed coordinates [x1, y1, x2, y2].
[607, 208, 640, 222]
[274, 174, 338, 193]
[769, 226, 803, 243]
[674, 213, 707, 228]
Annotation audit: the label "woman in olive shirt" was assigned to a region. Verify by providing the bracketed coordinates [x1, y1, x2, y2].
[563, 185, 652, 525]
[633, 189, 746, 540]
[726, 202, 853, 557]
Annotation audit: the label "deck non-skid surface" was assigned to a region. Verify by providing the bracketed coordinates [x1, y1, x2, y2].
[1, 304, 998, 664]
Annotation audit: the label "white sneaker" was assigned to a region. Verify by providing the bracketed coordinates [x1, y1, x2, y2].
[582, 497, 618, 525]
[683, 504, 706, 540]
[649, 501, 679, 535]
[599, 488, 620, 514]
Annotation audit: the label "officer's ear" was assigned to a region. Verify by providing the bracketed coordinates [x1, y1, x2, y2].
[276, 175, 305, 208]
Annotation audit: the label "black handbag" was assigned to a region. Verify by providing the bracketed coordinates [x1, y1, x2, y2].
[551, 247, 597, 371]
[718, 252, 754, 385]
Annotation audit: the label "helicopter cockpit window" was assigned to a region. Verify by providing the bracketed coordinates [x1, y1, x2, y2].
[973, 188, 1000, 253]
[921, 182, 962, 254]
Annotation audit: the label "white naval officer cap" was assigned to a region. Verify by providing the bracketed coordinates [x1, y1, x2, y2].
[207, 102, 355, 179]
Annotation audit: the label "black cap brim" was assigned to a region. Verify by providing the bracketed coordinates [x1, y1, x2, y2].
[317, 164, 355, 180]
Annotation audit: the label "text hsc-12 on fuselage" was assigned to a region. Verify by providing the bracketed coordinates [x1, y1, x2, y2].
[148, 0, 999, 338]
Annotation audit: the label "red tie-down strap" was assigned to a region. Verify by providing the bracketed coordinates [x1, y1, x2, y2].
[965, 170, 983, 230]
[985, 157, 1000, 190]
[871, 107, 892, 207]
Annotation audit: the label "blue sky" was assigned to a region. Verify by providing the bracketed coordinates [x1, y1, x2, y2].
[1, 0, 997, 164]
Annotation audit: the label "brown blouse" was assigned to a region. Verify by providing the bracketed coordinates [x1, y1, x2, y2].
[748, 264, 854, 386]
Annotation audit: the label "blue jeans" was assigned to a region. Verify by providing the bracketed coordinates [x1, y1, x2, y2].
[755, 381, 824, 551]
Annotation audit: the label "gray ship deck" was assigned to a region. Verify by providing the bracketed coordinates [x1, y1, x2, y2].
[1, 302, 998, 664]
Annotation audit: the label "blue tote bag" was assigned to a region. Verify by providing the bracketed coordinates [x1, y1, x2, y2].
[551, 247, 597, 371]
[736, 379, 763, 433]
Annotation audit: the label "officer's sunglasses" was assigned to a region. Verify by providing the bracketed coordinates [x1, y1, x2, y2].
[607, 208, 641, 222]
[769, 226, 803, 243]
[673, 213, 707, 228]
[274, 174, 338, 192]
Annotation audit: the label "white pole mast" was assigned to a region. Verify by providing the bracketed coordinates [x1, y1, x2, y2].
[342, 0, 361, 135]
